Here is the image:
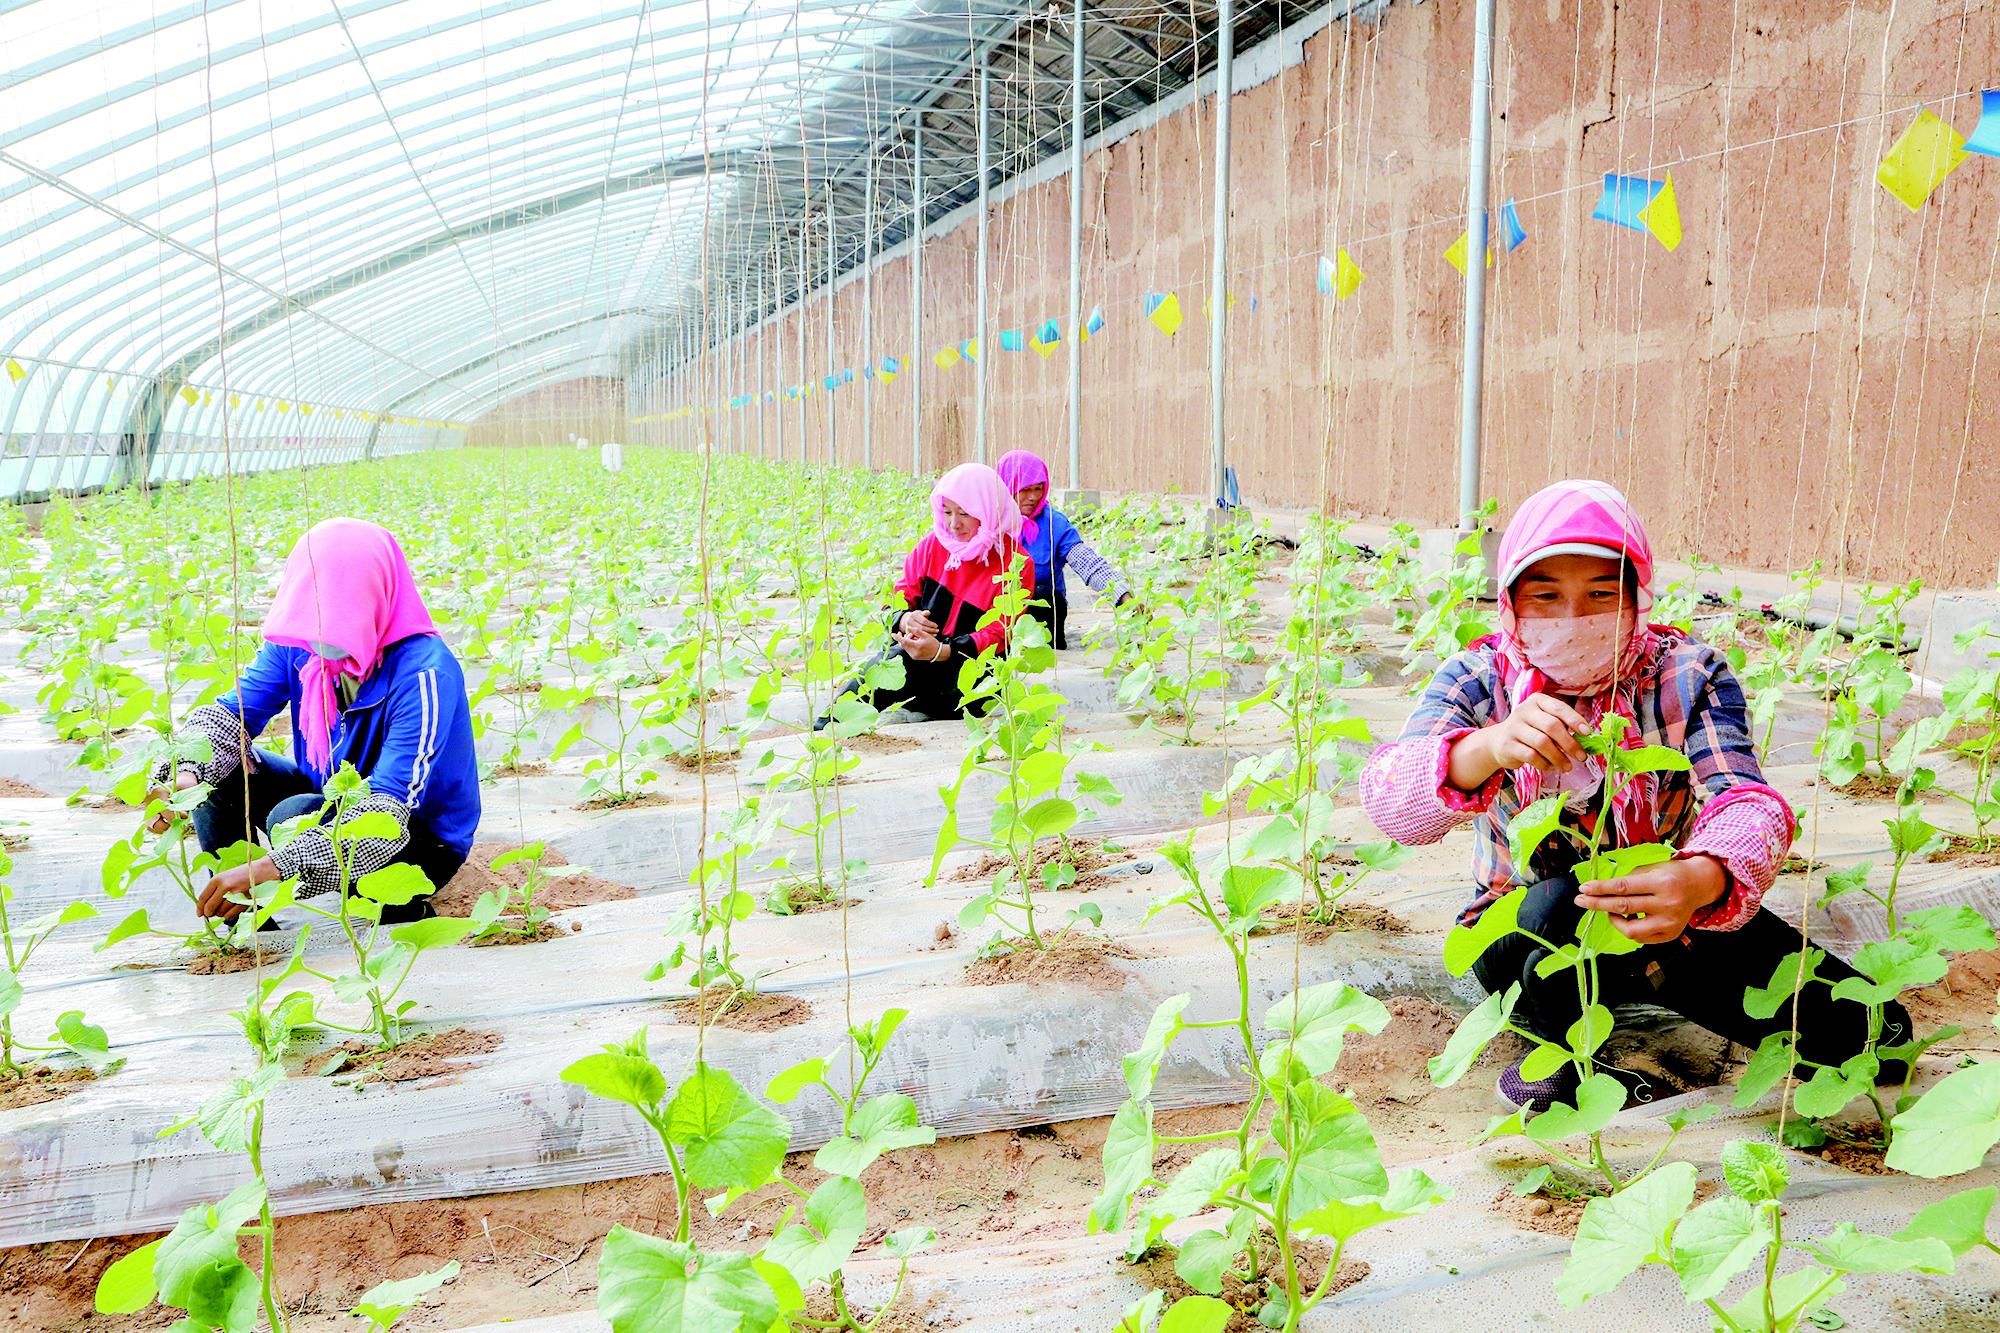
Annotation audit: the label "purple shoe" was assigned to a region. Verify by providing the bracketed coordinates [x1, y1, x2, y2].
[1498, 1058, 1580, 1114]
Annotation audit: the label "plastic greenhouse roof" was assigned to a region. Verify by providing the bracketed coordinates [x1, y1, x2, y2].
[0, 0, 1287, 491]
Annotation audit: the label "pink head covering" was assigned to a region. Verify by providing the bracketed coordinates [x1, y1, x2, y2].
[994, 450, 1051, 547]
[930, 463, 1023, 570]
[1488, 481, 1666, 842]
[263, 518, 436, 774]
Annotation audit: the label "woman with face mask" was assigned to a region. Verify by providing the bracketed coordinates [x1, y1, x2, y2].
[818, 463, 1035, 728]
[1360, 481, 1907, 1112]
[144, 518, 481, 924]
[993, 450, 1136, 649]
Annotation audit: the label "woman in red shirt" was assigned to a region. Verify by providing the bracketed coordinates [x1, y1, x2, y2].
[821, 463, 1035, 726]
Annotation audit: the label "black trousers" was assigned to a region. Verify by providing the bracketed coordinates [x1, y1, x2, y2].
[1472, 875, 1911, 1083]
[826, 648, 985, 723]
[193, 751, 457, 922]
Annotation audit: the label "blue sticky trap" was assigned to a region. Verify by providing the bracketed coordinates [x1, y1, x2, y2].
[1037, 318, 1061, 344]
[959, 338, 978, 361]
[862, 365, 875, 380]
[1217, 465, 1242, 511]
[822, 374, 838, 391]
[1592, 174, 1665, 232]
[1143, 292, 1167, 317]
[1500, 197, 1528, 252]
[880, 355, 900, 375]
[1316, 255, 1335, 295]
[999, 328, 1024, 351]
[841, 367, 855, 384]
[1966, 89, 2000, 158]
[1085, 305, 1105, 335]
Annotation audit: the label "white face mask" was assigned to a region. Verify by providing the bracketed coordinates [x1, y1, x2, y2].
[308, 641, 353, 663]
[1515, 614, 1628, 694]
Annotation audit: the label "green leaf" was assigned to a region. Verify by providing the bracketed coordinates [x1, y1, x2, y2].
[1124, 995, 1190, 1101]
[1564, 1004, 1616, 1060]
[1517, 1041, 1569, 1082]
[1893, 1185, 1997, 1259]
[355, 862, 432, 906]
[169, 1065, 283, 1153]
[1903, 905, 1999, 956]
[561, 1048, 666, 1112]
[1281, 1086, 1388, 1215]
[1802, 1223, 1954, 1275]
[351, 1260, 461, 1331]
[1720, 1268, 1844, 1333]
[665, 1064, 792, 1191]
[1527, 1073, 1627, 1145]
[154, 1181, 267, 1331]
[390, 917, 475, 952]
[1744, 950, 1824, 1021]
[1294, 1168, 1449, 1241]
[1886, 1062, 2000, 1178]
[1576, 904, 1644, 958]
[812, 1093, 934, 1177]
[1088, 1098, 1155, 1234]
[1612, 745, 1692, 775]
[1138, 1149, 1239, 1238]
[1021, 797, 1078, 839]
[1574, 842, 1676, 883]
[1427, 983, 1518, 1087]
[98, 907, 155, 951]
[339, 811, 404, 842]
[1554, 1161, 1697, 1307]
[1505, 797, 1568, 871]
[1721, 1140, 1789, 1204]
[1792, 1057, 1875, 1121]
[1172, 1226, 1240, 1296]
[1155, 1294, 1233, 1333]
[763, 1176, 865, 1286]
[1220, 864, 1296, 925]
[94, 1239, 160, 1315]
[764, 1059, 825, 1105]
[1669, 1195, 1771, 1303]
[1262, 982, 1389, 1078]
[595, 1226, 777, 1333]
[1442, 888, 1525, 977]
[1733, 1031, 1797, 1109]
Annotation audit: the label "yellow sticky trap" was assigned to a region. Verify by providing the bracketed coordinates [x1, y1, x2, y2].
[1149, 292, 1183, 336]
[277, 400, 291, 413]
[104, 376, 115, 392]
[963, 338, 979, 361]
[1199, 293, 1239, 320]
[3, 359, 24, 383]
[179, 386, 198, 406]
[934, 346, 961, 370]
[228, 394, 240, 409]
[300, 404, 314, 417]
[1332, 248, 1365, 300]
[1638, 171, 1682, 250]
[1032, 336, 1057, 359]
[1446, 232, 1494, 274]
[1877, 110, 1969, 211]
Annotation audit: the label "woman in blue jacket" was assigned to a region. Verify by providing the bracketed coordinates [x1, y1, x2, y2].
[146, 518, 481, 923]
[995, 450, 1137, 649]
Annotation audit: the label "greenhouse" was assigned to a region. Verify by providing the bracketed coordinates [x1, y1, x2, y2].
[3, 0, 1999, 1330]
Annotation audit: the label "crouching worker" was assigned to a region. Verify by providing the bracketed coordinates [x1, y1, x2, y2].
[819, 463, 1034, 727]
[146, 518, 481, 923]
[994, 449, 1135, 649]
[1359, 480, 1907, 1111]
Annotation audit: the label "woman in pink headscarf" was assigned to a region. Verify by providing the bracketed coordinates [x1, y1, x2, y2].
[993, 449, 1136, 649]
[1359, 481, 1906, 1112]
[146, 519, 481, 923]
[819, 464, 1036, 727]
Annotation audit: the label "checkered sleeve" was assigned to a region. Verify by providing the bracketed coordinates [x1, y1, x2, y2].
[1360, 651, 1504, 845]
[1674, 650, 1795, 930]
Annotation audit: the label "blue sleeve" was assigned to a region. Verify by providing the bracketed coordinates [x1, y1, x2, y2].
[365, 655, 466, 811]
[215, 642, 298, 738]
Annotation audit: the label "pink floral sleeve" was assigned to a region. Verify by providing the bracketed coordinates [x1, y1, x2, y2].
[1679, 783, 1796, 931]
[1359, 728, 1505, 846]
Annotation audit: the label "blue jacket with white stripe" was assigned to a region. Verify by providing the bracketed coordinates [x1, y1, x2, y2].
[218, 634, 482, 856]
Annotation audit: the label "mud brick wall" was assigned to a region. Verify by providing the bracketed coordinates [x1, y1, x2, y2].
[633, 0, 2000, 588]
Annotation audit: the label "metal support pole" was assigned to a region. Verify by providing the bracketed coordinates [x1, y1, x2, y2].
[826, 206, 838, 466]
[974, 61, 991, 465]
[797, 222, 809, 461]
[772, 253, 785, 463]
[1066, 0, 1086, 489]
[909, 124, 924, 474]
[862, 152, 876, 470]
[1457, 0, 1495, 529]
[756, 272, 767, 458]
[1206, 0, 1233, 506]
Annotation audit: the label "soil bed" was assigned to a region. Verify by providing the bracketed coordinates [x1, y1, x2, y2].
[662, 749, 736, 773]
[299, 1028, 503, 1084]
[1134, 1235, 1367, 1332]
[0, 1065, 97, 1112]
[1927, 833, 2000, 867]
[842, 731, 922, 754]
[576, 790, 673, 812]
[1777, 853, 1827, 875]
[948, 838, 1132, 886]
[187, 947, 288, 975]
[765, 880, 861, 916]
[0, 778, 48, 798]
[435, 841, 639, 917]
[469, 918, 581, 947]
[1832, 772, 1909, 801]
[1795, 1123, 1892, 1176]
[963, 934, 1138, 991]
[665, 987, 815, 1033]
[1251, 900, 1410, 943]
[487, 760, 548, 778]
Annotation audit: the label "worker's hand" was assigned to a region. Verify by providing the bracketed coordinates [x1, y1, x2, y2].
[901, 610, 940, 639]
[895, 626, 948, 663]
[144, 769, 203, 835]
[197, 855, 282, 921]
[1115, 592, 1146, 618]
[1573, 854, 1729, 944]
[1483, 694, 1592, 774]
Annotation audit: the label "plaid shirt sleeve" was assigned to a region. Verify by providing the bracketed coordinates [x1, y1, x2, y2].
[1360, 650, 1506, 845]
[1669, 648, 1795, 930]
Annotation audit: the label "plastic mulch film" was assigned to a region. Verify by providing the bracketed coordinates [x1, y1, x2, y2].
[435, 1088, 2000, 1332]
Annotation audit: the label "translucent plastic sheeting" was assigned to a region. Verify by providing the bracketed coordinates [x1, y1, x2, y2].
[0, 841, 1459, 1248]
[440, 1086, 2000, 1332]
